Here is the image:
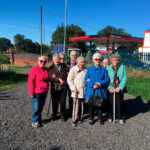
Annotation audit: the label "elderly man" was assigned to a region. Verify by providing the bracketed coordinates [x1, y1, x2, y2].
[67, 51, 78, 115]
[48, 54, 68, 122]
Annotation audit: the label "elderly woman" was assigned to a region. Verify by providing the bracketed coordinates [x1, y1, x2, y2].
[102, 57, 110, 68]
[84, 53, 109, 125]
[67, 56, 87, 127]
[28, 56, 49, 128]
[48, 54, 69, 122]
[107, 54, 127, 124]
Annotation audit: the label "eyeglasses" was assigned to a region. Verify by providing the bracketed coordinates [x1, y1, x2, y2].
[60, 58, 65, 60]
[71, 55, 77, 57]
[40, 60, 46, 63]
[94, 59, 101, 61]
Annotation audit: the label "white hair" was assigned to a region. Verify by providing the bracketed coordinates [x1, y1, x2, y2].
[53, 54, 60, 60]
[38, 55, 47, 60]
[92, 53, 102, 60]
[70, 51, 77, 57]
[59, 52, 65, 57]
[76, 56, 85, 63]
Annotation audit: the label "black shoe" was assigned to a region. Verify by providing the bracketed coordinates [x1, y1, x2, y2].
[99, 120, 104, 125]
[51, 116, 57, 121]
[89, 120, 94, 125]
[61, 116, 66, 122]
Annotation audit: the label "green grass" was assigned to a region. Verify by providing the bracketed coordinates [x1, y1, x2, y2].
[0, 55, 10, 65]
[126, 67, 150, 102]
[0, 66, 28, 91]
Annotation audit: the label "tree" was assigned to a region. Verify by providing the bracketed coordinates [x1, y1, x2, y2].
[0, 38, 13, 53]
[97, 25, 131, 36]
[51, 24, 86, 49]
[14, 34, 25, 51]
[97, 26, 140, 50]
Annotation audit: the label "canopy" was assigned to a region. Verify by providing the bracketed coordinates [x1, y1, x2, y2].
[69, 34, 143, 45]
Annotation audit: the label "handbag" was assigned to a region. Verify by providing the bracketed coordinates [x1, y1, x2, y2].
[88, 88, 104, 107]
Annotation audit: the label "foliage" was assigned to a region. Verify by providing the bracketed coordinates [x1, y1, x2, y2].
[14, 34, 51, 54]
[51, 24, 86, 50]
[0, 55, 10, 65]
[0, 38, 13, 53]
[97, 25, 139, 50]
[97, 25, 131, 36]
[0, 66, 28, 91]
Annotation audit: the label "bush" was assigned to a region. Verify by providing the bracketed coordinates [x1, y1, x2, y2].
[0, 55, 10, 65]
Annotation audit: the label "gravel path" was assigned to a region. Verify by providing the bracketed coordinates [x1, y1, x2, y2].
[1, 80, 150, 150]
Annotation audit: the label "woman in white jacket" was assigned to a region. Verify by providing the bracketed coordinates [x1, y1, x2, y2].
[67, 56, 87, 127]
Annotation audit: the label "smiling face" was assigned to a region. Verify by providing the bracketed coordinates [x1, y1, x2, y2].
[111, 58, 120, 68]
[70, 52, 77, 61]
[53, 56, 60, 65]
[93, 55, 101, 66]
[102, 59, 109, 68]
[38, 56, 47, 68]
[77, 60, 85, 70]
[60, 55, 65, 64]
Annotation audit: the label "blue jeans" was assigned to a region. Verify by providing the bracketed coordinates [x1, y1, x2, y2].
[30, 93, 47, 123]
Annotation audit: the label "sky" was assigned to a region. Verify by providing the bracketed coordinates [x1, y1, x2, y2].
[0, 0, 150, 45]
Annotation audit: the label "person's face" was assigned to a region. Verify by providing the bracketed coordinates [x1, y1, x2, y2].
[38, 57, 47, 68]
[111, 58, 120, 68]
[77, 60, 85, 70]
[60, 55, 65, 63]
[53, 57, 60, 65]
[103, 59, 109, 68]
[70, 52, 77, 61]
[93, 56, 101, 66]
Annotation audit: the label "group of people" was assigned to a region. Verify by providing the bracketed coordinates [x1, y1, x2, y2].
[28, 51, 127, 128]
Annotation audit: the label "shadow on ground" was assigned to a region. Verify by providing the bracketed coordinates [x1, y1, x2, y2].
[124, 96, 150, 119]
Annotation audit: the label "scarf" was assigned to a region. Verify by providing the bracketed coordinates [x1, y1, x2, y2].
[112, 65, 120, 88]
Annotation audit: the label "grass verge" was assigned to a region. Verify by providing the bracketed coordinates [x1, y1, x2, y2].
[0, 66, 28, 91]
[127, 67, 150, 102]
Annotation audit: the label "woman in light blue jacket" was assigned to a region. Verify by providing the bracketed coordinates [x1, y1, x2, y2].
[107, 54, 127, 124]
[84, 53, 109, 125]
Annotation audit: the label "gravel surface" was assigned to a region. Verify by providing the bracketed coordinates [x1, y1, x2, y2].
[1, 79, 150, 150]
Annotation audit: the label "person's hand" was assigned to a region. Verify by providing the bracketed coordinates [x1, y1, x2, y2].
[96, 82, 100, 87]
[72, 89, 78, 93]
[59, 78, 64, 85]
[52, 74, 56, 78]
[87, 78, 91, 81]
[109, 88, 114, 93]
[115, 88, 120, 93]
[93, 84, 98, 89]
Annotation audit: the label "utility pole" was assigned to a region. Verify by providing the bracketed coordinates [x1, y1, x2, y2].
[40, 5, 43, 55]
[64, 0, 67, 53]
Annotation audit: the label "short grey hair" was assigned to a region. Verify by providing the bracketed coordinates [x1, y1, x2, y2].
[38, 55, 47, 61]
[92, 53, 102, 60]
[110, 53, 120, 62]
[70, 51, 77, 57]
[59, 52, 65, 57]
[76, 56, 85, 63]
[53, 54, 60, 60]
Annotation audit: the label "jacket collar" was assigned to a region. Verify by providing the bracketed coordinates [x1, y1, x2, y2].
[74, 65, 86, 72]
[92, 64, 101, 70]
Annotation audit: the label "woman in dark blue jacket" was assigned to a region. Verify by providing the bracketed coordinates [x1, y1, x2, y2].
[84, 53, 109, 125]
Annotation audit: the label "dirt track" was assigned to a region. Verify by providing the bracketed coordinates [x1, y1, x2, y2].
[1, 81, 150, 150]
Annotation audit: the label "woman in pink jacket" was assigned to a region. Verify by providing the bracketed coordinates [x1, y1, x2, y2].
[28, 56, 49, 128]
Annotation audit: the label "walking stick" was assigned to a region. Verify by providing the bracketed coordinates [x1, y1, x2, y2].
[113, 91, 116, 124]
[73, 93, 78, 122]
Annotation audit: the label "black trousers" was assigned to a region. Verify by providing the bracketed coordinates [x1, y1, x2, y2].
[89, 105, 103, 121]
[51, 89, 67, 116]
[108, 92, 124, 120]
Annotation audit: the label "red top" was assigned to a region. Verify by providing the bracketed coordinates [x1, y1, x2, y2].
[28, 65, 49, 96]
